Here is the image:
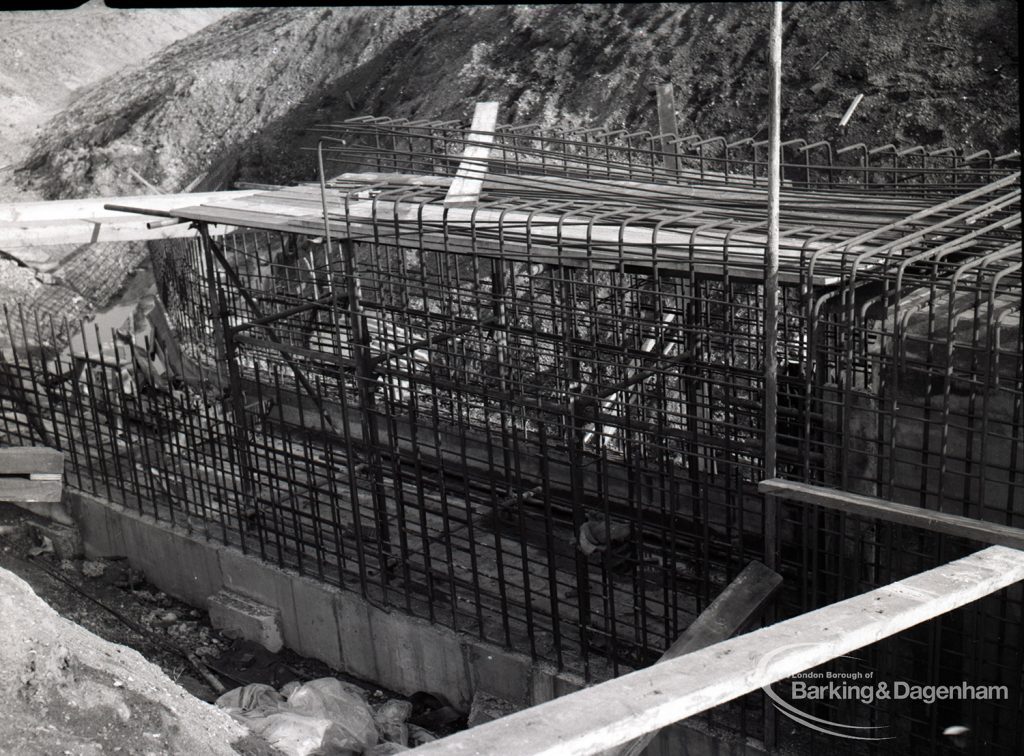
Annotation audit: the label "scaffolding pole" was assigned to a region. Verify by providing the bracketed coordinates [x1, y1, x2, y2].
[763, 1, 783, 569]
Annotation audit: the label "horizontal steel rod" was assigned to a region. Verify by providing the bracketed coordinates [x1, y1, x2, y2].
[228, 290, 348, 333]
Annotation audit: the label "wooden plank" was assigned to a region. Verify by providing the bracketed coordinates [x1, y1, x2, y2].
[759, 479, 1024, 549]
[661, 561, 781, 659]
[335, 199, 840, 263]
[654, 83, 678, 177]
[444, 102, 499, 206]
[410, 545, 1024, 756]
[0, 478, 63, 504]
[164, 204, 309, 236]
[583, 312, 678, 447]
[0, 190, 258, 223]
[179, 187, 882, 264]
[606, 561, 782, 756]
[0, 217, 236, 246]
[161, 174, 1019, 287]
[0, 446, 64, 475]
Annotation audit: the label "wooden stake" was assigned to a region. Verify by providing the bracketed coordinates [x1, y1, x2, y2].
[839, 93, 864, 127]
[654, 83, 679, 179]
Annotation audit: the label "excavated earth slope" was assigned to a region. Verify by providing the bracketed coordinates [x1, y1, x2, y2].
[16, 6, 445, 199]
[0, 3, 231, 201]
[0, 566, 253, 756]
[15, 1, 1020, 198]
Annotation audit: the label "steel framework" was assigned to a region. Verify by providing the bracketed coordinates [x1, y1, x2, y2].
[1, 118, 1021, 753]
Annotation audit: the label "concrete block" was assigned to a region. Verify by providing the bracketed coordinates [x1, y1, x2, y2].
[367, 604, 473, 711]
[217, 547, 298, 645]
[528, 663, 557, 705]
[290, 574, 343, 670]
[66, 491, 128, 559]
[467, 641, 531, 705]
[219, 546, 277, 601]
[28, 520, 82, 559]
[529, 662, 586, 706]
[467, 690, 518, 728]
[117, 514, 222, 608]
[335, 594, 380, 683]
[7, 494, 73, 527]
[63, 489, 592, 724]
[208, 589, 284, 653]
[552, 670, 585, 698]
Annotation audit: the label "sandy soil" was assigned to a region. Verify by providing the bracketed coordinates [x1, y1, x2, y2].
[0, 559, 252, 755]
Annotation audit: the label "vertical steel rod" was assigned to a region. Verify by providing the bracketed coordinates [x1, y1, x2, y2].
[764, 1, 783, 556]
[763, 4, 783, 748]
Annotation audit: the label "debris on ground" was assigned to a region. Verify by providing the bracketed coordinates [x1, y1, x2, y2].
[1, 506, 449, 752]
[80, 559, 106, 578]
[216, 678, 439, 756]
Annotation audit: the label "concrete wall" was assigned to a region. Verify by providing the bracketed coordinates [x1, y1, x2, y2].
[66, 489, 766, 755]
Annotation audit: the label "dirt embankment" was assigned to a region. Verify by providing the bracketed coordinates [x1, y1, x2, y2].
[15, 6, 445, 200]
[0, 3, 231, 201]
[0, 4, 233, 343]
[0, 565, 252, 756]
[15, 1, 1019, 198]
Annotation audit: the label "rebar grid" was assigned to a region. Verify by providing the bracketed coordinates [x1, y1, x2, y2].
[313, 117, 1021, 196]
[1, 116, 1022, 753]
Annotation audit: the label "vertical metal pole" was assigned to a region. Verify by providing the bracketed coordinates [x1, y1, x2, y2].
[491, 258, 509, 395]
[763, 3, 783, 750]
[340, 237, 392, 582]
[201, 226, 228, 368]
[561, 269, 593, 679]
[764, 2, 783, 560]
[655, 82, 679, 181]
[199, 223, 258, 546]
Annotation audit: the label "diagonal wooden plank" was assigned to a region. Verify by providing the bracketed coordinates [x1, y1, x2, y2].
[0, 190, 258, 223]
[605, 560, 782, 756]
[444, 102, 499, 207]
[408, 545, 1024, 756]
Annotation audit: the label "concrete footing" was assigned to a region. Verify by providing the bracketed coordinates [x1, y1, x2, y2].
[64, 490, 766, 755]
[467, 691, 518, 728]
